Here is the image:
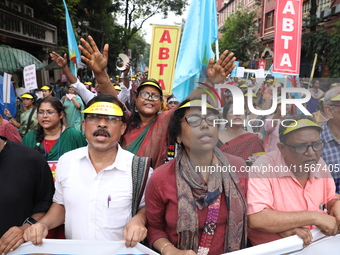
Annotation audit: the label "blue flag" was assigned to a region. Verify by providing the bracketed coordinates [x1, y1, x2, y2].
[63, 0, 81, 76]
[172, 0, 218, 102]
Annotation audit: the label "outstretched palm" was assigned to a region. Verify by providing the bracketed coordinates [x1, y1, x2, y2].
[79, 36, 108, 74]
[206, 50, 236, 84]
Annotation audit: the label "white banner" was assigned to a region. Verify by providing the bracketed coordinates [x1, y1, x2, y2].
[227, 229, 340, 255]
[9, 239, 159, 255]
[23, 64, 38, 90]
[3, 73, 12, 104]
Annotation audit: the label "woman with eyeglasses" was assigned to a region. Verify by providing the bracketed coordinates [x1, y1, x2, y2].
[218, 100, 264, 161]
[78, 35, 236, 168]
[21, 97, 87, 161]
[145, 99, 247, 255]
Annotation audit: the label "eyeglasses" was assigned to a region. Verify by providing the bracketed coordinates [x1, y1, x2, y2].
[86, 114, 121, 125]
[181, 114, 219, 127]
[139, 92, 161, 101]
[284, 140, 325, 154]
[37, 111, 57, 116]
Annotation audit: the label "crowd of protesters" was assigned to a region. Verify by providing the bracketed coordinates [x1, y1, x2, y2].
[1, 35, 340, 255]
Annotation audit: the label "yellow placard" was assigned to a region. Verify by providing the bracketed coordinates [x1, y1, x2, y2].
[148, 25, 181, 95]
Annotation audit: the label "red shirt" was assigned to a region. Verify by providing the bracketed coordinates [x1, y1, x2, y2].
[145, 153, 247, 254]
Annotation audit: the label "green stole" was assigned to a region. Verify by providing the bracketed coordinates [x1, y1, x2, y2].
[127, 120, 154, 154]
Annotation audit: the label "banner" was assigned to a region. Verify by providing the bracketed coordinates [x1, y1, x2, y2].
[23, 64, 38, 90]
[3, 73, 11, 104]
[63, 0, 81, 76]
[148, 24, 181, 95]
[259, 60, 266, 70]
[227, 229, 340, 255]
[9, 239, 159, 255]
[273, 0, 303, 74]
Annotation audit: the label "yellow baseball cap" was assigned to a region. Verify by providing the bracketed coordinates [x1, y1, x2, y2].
[331, 83, 338, 87]
[331, 94, 340, 101]
[84, 82, 92, 85]
[244, 92, 257, 97]
[177, 100, 219, 114]
[239, 84, 248, 88]
[283, 119, 322, 135]
[40, 85, 51, 90]
[114, 85, 122, 91]
[21, 93, 34, 99]
[82, 102, 123, 116]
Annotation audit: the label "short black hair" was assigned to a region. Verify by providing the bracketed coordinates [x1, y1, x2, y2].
[85, 93, 126, 123]
[168, 98, 191, 145]
[278, 114, 318, 143]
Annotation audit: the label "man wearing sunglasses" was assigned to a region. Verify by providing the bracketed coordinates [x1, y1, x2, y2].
[247, 114, 340, 247]
[23, 94, 152, 248]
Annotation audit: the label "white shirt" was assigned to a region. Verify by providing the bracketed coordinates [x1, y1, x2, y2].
[53, 144, 153, 241]
[118, 83, 130, 104]
[71, 78, 95, 104]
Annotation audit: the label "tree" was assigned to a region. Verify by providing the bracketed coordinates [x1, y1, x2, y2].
[116, 0, 188, 52]
[326, 21, 340, 77]
[218, 7, 262, 63]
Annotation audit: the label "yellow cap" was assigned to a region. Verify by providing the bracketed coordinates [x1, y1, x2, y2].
[114, 85, 122, 91]
[283, 119, 322, 135]
[331, 83, 338, 87]
[250, 77, 256, 80]
[252, 152, 267, 156]
[82, 102, 123, 116]
[319, 96, 325, 102]
[331, 94, 340, 101]
[84, 82, 92, 85]
[40, 86, 51, 90]
[119, 76, 123, 79]
[138, 81, 162, 93]
[244, 92, 257, 97]
[266, 79, 274, 82]
[131, 78, 136, 81]
[177, 100, 219, 114]
[21, 93, 34, 99]
[239, 84, 248, 88]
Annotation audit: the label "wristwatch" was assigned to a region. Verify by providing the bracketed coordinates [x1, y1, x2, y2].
[23, 217, 37, 225]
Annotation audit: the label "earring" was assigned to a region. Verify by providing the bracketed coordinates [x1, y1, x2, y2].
[135, 106, 139, 113]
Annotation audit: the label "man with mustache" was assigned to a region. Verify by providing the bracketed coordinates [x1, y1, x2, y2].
[247, 114, 340, 247]
[23, 93, 152, 248]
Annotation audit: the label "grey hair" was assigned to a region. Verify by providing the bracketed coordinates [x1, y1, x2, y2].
[323, 87, 340, 106]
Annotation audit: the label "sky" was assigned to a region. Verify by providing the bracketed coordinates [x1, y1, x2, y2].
[141, 0, 192, 44]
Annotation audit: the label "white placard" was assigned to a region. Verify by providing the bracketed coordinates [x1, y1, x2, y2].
[255, 69, 265, 78]
[236, 67, 245, 78]
[23, 64, 38, 90]
[3, 73, 12, 104]
[9, 239, 159, 255]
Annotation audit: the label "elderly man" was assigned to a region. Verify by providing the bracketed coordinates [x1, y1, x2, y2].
[321, 86, 340, 193]
[247, 114, 340, 247]
[23, 93, 152, 247]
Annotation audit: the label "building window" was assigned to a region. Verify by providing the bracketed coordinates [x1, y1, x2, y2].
[265, 11, 274, 29]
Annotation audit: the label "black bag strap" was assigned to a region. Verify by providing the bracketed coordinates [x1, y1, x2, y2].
[24, 107, 36, 135]
[131, 155, 152, 217]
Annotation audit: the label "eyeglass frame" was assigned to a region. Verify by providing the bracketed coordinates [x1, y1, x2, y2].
[37, 111, 58, 116]
[284, 140, 325, 154]
[85, 114, 122, 125]
[139, 91, 162, 101]
[180, 114, 219, 127]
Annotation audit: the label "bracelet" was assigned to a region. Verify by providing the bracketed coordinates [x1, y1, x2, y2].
[160, 242, 173, 254]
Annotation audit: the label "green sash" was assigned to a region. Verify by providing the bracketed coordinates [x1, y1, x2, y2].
[127, 120, 154, 154]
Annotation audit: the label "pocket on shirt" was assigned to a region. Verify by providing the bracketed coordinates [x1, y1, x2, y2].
[101, 199, 131, 229]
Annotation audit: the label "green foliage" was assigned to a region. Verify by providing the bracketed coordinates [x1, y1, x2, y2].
[301, 29, 330, 57]
[326, 21, 340, 77]
[218, 7, 262, 62]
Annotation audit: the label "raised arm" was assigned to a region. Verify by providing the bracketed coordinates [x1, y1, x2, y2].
[78, 36, 117, 97]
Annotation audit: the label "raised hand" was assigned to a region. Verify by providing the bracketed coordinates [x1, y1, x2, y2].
[50, 52, 68, 68]
[206, 50, 236, 84]
[78, 35, 109, 75]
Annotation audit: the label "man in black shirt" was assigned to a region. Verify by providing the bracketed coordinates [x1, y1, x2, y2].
[0, 136, 54, 254]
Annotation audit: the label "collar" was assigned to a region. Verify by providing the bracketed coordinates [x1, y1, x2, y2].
[77, 144, 128, 172]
